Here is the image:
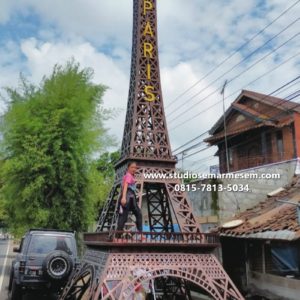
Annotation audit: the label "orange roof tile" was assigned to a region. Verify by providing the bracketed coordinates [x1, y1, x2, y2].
[218, 175, 300, 240]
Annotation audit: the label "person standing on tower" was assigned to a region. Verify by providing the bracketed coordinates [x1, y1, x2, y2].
[117, 161, 143, 234]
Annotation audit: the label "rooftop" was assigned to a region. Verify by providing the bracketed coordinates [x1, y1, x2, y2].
[218, 175, 300, 241]
[205, 90, 300, 144]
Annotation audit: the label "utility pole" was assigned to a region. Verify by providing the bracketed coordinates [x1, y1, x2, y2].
[181, 151, 187, 170]
[221, 80, 230, 173]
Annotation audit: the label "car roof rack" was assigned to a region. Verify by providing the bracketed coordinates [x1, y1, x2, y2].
[29, 228, 75, 234]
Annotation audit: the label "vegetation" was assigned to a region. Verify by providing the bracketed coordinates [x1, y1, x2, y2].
[0, 61, 116, 236]
[88, 150, 120, 223]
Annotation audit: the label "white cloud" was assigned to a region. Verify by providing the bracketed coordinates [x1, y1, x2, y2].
[0, 38, 129, 142]
[0, 0, 14, 24]
[0, 0, 299, 169]
[0, 40, 25, 114]
[0, 0, 133, 48]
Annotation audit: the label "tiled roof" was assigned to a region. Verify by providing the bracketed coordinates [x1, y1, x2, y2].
[218, 175, 300, 241]
[205, 123, 266, 143]
[232, 102, 270, 120]
[205, 117, 293, 143]
[242, 90, 300, 113]
[208, 89, 300, 137]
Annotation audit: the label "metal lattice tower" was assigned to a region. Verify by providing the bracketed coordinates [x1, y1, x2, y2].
[59, 1, 244, 299]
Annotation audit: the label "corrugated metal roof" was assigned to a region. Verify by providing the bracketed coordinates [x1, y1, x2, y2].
[221, 230, 297, 241]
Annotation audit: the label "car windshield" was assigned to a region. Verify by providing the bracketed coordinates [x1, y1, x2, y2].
[28, 235, 73, 255]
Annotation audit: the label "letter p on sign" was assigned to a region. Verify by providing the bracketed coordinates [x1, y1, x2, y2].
[144, 0, 153, 15]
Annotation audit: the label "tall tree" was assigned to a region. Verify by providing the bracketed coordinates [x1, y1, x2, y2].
[86, 150, 120, 230]
[0, 61, 115, 236]
[0, 160, 6, 223]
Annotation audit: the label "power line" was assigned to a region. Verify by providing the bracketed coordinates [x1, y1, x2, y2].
[183, 91, 300, 173]
[174, 140, 206, 155]
[214, 94, 300, 169]
[180, 146, 211, 160]
[170, 51, 300, 131]
[185, 155, 217, 169]
[190, 158, 218, 172]
[172, 131, 209, 153]
[185, 97, 300, 172]
[172, 76, 300, 159]
[206, 91, 300, 155]
[167, 18, 299, 118]
[286, 89, 300, 100]
[172, 76, 300, 166]
[165, 0, 300, 110]
[168, 30, 300, 124]
[273, 78, 300, 96]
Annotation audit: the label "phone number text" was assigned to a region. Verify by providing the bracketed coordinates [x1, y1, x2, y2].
[175, 184, 251, 192]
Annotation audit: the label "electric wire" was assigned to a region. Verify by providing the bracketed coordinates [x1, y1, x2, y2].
[173, 78, 300, 170]
[166, 0, 300, 110]
[168, 30, 300, 124]
[169, 52, 300, 131]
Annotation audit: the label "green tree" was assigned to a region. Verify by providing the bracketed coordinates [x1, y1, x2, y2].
[0, 61, 115, 236]
[87, 150, 120, 230]
[0, 160, 6, 223]
[95, 151, 120, 179]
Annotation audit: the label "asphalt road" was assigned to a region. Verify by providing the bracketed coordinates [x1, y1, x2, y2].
[0, 239, 11, 300]
[0, 240, 56, 300]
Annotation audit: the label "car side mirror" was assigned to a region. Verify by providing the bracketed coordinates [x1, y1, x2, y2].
[13, 246, 20, 253]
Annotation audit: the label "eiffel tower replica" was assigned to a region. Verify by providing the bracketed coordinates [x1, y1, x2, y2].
[60, 1, 244, 299]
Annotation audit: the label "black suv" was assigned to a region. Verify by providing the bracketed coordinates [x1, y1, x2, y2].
[9, 229, 79, 300]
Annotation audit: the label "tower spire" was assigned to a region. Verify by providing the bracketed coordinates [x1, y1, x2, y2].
[120, 0, 175, 166]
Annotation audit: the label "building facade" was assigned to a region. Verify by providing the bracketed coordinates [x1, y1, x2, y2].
[205, 90, 300, 173]
[218, 175, 300, 299]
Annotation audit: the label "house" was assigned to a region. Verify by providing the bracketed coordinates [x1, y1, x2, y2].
[205, 90, 300, 173]
[218, 175, 300, 300]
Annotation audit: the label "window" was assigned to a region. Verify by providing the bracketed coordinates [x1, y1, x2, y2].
[28, 235, 73, 255]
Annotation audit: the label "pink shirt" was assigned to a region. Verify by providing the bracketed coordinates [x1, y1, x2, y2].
[122, 172, 136, 192]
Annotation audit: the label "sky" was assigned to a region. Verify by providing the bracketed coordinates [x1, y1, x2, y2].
[0, 0, 299, 172]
